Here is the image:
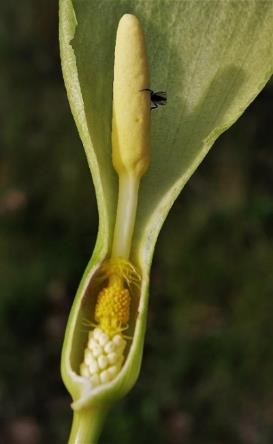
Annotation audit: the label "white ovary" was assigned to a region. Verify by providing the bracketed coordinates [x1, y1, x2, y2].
[108, 365, 119, 378]
[108, 352, 118, 365]
[90, 374, 100, 387]
[98, 355, 108, 370]
[84, 349, 93, 365]
[93, 327, 102, 341]
[97, 332, 109, 347]
[88, 359, 99, 375]
[80, 327, 126, 388]
[91, 343, 103, 358]
[80, 363, 89, 378]
[100, 370, 111, 384]
[113, 335, 126, 348]
[104, 341, 116, 354]
[88, 337, 97, 350]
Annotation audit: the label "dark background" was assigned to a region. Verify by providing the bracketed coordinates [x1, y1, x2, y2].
[1, 1, 273, 443]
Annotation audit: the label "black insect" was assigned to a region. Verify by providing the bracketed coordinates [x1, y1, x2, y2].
[141, 88, 167, 110]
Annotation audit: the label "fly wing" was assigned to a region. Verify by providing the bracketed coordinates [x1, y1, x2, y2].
[154, 91, 167, 105]
[156, 91, 167, 97]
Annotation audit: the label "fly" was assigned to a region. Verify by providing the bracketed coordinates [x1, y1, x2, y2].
[141, 88, 167, 110]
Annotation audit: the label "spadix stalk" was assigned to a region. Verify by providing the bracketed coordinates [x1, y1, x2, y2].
[111, 13, 150, 259]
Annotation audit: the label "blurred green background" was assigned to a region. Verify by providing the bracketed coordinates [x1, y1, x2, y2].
[1, 1, 273, 443]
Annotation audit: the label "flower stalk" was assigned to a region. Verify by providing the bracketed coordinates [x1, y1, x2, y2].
[68, 406, 108, 444]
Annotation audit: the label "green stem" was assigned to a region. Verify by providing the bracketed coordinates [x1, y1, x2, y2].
[111, 174, 140, 259]
[68, 406, 108, 444]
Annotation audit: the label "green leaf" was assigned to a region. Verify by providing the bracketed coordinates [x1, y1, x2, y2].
[59, 0, 273, 431]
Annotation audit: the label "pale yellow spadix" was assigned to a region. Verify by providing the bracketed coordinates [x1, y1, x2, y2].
[111, 14, 151, 260]
[112, 14, 150, 178]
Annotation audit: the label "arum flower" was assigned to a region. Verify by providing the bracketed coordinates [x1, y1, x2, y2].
[59, 1, 273, 442]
